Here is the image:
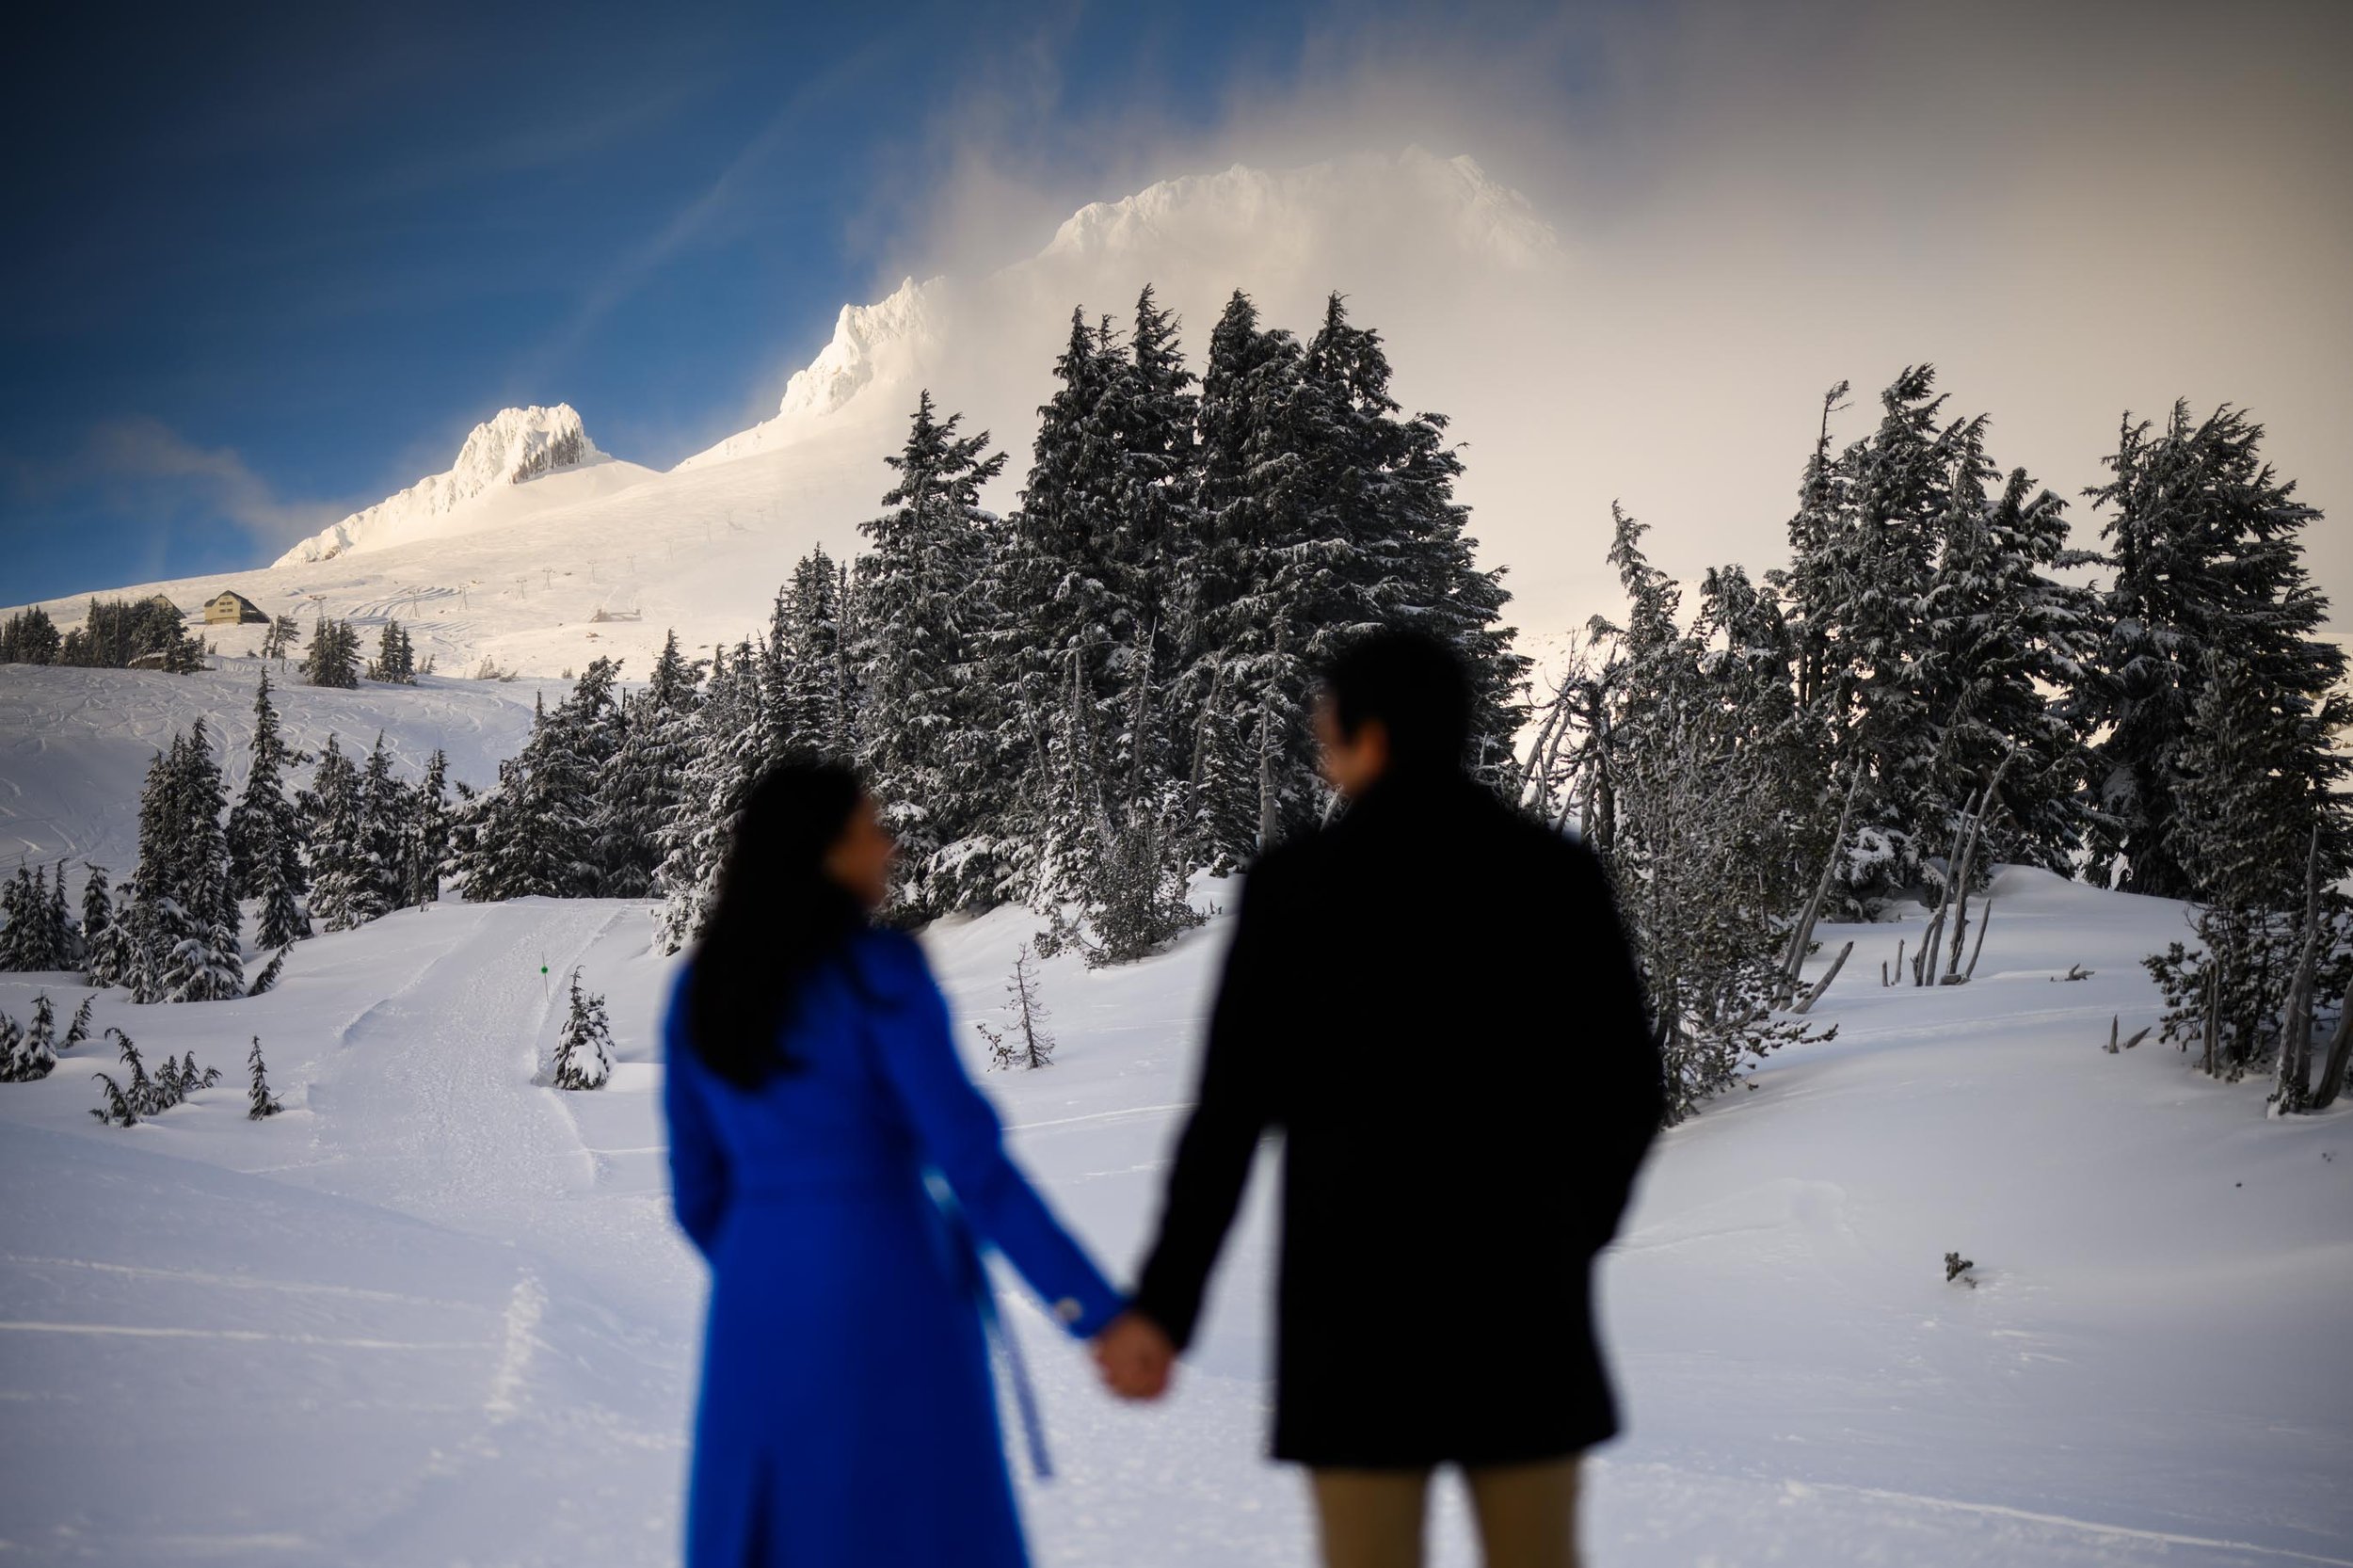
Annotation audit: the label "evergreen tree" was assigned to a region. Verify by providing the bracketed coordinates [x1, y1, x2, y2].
[2084, 402, 2351, 896]
[246, 1036, 284, 1118]
[0, 604, 60, 664]
[1778, 367, 1974, 904]
[61, 995, 93, 1051]
[366, 618, 417, 682]
[400, 750, 451, 908]
[463, 686, 600, 901]
[227, 668, 312, 946]
[596, 638, 697, 898]
[80, 865, 131, 989]
[261, 614, 300, 664]
[358, 733, 410, 911]
[780, 552, 852, 759]
[247, 945, 289, 996]
[852, 392, 1009, 915]
[552, 968, 614, 1090]
[655, 643, 762, 951]
[0, 993, 56, 1080]
[1915, 433, 2103, 872]
[305, 736, 387, 931]
[2145, 652, 2353, 1080]
[301, 618, 360, 689]
[1592, 507, 1835, 1123]
[121, 722, 243, 1001]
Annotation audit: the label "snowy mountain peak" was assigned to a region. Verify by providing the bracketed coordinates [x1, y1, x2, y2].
[776, 278, 946, 422]
[275, 404, 612, 566]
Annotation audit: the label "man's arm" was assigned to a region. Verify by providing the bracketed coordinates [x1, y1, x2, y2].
[1129, 860, 1289, 1351]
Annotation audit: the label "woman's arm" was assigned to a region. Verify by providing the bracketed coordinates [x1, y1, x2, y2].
[866, 935, 1125, 1339]
[663, 973, 732, 1257]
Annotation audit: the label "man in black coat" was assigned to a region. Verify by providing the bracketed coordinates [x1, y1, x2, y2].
[1095, 631, 1663, 1568]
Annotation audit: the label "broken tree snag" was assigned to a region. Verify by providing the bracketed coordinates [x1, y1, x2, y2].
[2309, 975, 2353, 1112]
[1961, 898, 1994, 982]
[1782, 758, 1865, 1002]
[1792, 940, 1854, 1016]
[2274, 828, 2324, 1112]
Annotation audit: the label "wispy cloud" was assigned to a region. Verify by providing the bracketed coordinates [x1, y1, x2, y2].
[8, 416, 344, 554]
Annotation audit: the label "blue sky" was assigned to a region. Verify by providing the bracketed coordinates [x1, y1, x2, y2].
[0, 0, 1362, 601]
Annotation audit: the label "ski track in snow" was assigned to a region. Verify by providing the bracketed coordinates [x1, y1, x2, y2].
[1, 663, 2349, 1565]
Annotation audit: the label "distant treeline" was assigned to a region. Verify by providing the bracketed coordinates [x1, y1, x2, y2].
[0, 599, 205, 671]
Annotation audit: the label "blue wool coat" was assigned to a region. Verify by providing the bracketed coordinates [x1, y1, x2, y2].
[664, 929, 1123, 1568]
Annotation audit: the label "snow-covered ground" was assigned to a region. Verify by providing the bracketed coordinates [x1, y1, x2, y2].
[1, 668, 2347, 1566]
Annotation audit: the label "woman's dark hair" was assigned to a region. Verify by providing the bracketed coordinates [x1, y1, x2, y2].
[1321, 629, 1473, 775]
[685, 759, 868, 1086]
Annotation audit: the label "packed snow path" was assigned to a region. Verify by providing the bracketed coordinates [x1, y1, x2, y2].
[1, 868, 2348, 1566]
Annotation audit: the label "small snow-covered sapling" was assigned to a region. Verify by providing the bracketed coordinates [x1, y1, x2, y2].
[1944, 1251, 1977, 1287]
[247, 1037, 283, 1119]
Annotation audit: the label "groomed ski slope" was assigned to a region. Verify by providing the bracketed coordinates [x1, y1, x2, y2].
[2, 849, 2347, 1564]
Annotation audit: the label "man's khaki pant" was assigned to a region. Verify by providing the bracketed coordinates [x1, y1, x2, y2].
[1311, 1459, 1580, 1568]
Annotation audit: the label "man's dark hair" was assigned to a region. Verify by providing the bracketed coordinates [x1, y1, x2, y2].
[1321, 629, 1474, 774]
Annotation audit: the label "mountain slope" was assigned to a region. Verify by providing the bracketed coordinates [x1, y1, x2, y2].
[274, 404, 646, 567]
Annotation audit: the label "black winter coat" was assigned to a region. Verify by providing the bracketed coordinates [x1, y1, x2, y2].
[1133, 769, 1663, 1466]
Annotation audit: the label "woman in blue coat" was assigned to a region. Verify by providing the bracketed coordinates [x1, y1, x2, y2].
[664, 760, 1133, 1566]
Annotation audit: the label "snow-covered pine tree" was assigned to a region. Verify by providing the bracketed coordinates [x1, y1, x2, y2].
[246, 944, 288, 996]
[0, 604, 60, 664]
[121, 722, 243, 1001]
[358, 734, 411, 912]
[988, 312, 1129, 905]
[2084, 401, 2351, 897]
[1295, 292, 1525, 774]
[853, 392, 1009, 916]
[366, 619, 416, 682]
[1776, 367, 1976, 906]
[463, 682, 601, 901]
[1915, 435, 2102, 874]
[61, 995, 92, 1050]
[227, 668, 312, 946]
[551, 968, 614, 1090]
[780, 550, 851, 759]
[2145, 651, 2353, 1080]
[1591, 506, 1836, 1124]
[247, 1036, 284, 1118]
[595, 635, 697, 898]
[400, 749, 451, 908]
[301, 618, 360, 689]
[0, 1012, 24, 1082]
[260, 613, 299, 664]
[654, 641, 763, 952]
[304, 735, 388, 932]
[80, 865, 131, 988]
[89, 1069, 138, 1127]
[10, 993, 58, 1080]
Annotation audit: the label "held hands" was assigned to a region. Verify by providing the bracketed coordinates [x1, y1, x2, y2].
[1092, 1309, 1176, 1401]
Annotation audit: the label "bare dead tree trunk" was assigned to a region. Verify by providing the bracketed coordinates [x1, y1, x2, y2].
[1512, 686, 1566, 812]
[1914, 790, 1977, 986]
[2275, 828, 2323, 1112]
[1792, 940, 1853, 1016]
[1961, 899, 1994, 982]
[1781, 759, 1865, 1001]
[2308, 975, 2353, 1111]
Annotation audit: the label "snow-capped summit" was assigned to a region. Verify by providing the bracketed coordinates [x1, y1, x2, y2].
[275, 404, 617, 566]
[776, 278, 948, 423]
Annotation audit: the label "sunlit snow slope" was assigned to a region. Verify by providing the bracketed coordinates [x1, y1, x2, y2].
[0, 672, 2348, 1567]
